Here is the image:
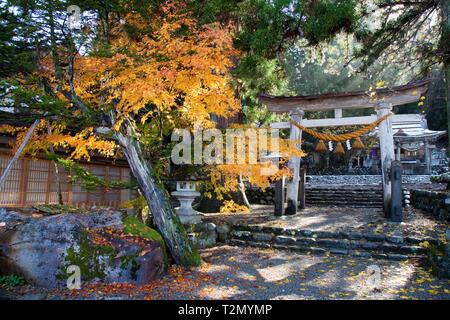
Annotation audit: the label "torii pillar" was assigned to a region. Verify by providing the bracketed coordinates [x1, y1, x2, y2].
[376, 102, 395, 218]
[285, 109, 304, 215]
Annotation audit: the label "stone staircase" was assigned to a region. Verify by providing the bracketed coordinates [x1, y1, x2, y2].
[226, 224, 436, 261]
[305, 184, 384, 208]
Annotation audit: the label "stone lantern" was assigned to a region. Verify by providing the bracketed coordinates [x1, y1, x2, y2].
[171, 181, 202, 224]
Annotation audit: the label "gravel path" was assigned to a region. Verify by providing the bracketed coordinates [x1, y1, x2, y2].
[2, 244, 449, 300]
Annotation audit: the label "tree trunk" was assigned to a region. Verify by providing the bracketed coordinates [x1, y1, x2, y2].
[47, 121, 63, 205]
[114, 124, 202, 267]
[238, 175, 251, 208]
[445, 64, 450, 154]
[442, 0, 450, 153]
[0, 120, 39, 190]
[444, 59, 450, 154]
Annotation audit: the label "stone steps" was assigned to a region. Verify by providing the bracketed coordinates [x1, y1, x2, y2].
[306, 195, 383, 201]
[305, 200, 383, 207]
[306, 193, 383, 198]
[247, 184, 406, 207]
[305, 186, 383, 191]
[306, 190, 383, 194]
[303, 202, 383, 208]
[306, 184, 383, 190]
[226, 224, 436, 261]
[304, 185, 383, 207]
[306, 192, 383, 197]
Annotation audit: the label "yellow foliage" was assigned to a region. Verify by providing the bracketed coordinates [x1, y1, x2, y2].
[4, 3, 307, 216]
[203, 125, 304, 203]
[220, 200, 250, 214]
[72, 6, 241, 131]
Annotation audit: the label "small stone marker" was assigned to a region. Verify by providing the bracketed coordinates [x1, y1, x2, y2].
[390, 161, 402, 222]
[274, 176, 285, 216]
[298, 169, 306, 209]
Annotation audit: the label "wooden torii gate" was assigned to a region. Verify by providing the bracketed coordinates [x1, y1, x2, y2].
[258, 79, 432, 217]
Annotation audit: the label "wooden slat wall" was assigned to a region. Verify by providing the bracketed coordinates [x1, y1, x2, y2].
[0, 155, 131, 208]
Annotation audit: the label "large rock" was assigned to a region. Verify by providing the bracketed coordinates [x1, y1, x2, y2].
[185, 222, 217, 249]
[0, 208, 166, 288]
[216, 224, 231, 243]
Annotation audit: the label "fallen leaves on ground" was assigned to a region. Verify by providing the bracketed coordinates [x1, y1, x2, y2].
[2, 245, 450, 300]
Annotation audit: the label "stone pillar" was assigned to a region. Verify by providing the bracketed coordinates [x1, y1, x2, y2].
[274, 176, 285, 216]
[298, 168, 306, 210]
[285, 109, 304, 215]
[334, 108, 342, 118]
[376, 103, 395, 218]
[424, 141, 431, 174]
[396, 144, 401, 161]
[391, 160, 403, 222]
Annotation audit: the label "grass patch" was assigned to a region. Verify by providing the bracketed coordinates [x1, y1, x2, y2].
[32, 204, 87, 215]
[0, 274, 26, 287]
[123, 216, 169, 267]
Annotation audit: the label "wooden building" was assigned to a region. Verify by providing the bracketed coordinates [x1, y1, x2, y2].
[0, 134, 132, 208]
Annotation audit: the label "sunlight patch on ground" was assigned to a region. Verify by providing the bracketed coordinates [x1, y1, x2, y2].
[255, 265, 291, 282]
[270, 293, 311, 300]
[255, 259, 318, 282]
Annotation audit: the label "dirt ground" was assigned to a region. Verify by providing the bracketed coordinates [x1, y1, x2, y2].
[203, 204, 448, 240]
[1, 200, 449, 300]
[2, 245, 449, 300]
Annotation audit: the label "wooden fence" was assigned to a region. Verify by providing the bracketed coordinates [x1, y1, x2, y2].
[0, 155, 131, 208]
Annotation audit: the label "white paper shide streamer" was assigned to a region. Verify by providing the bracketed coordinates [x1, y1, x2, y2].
[328, 141, 333, 151]
[346, 140, 351, 150]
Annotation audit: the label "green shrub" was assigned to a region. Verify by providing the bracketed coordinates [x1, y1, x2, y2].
[0, 274, 26, 287]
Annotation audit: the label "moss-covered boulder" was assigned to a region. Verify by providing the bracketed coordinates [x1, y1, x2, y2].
[0, 208, 165, 288]
[426, 241, 450, 279]
[122, 216, 169, 267]
[184, 222, 217, 249]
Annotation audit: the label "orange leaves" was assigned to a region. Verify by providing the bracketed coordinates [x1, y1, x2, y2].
[15, 3, 242, 169]
[220, 200, 250, 214]
[73, 5, 241, 129]
[0, 120, 48, 156]
[0, 124, 27, 135]
[44, 127, 118, 161]
[68, 134, 117, 161]
[168, 265, 187, 278]
[88, 225, 156, 251]
[203, 124, 304, 203]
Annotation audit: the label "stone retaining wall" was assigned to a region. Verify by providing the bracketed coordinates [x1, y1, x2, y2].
[410, 189, 450, 221]
[247, 188, 275, 205]
[225, 223, 433, 261]
[427, 241, 450, 279]
[307, 175, 432, 185]
[245, 175, 432, 206]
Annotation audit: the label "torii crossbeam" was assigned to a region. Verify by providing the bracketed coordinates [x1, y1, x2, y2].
[258, 79, 432, 217]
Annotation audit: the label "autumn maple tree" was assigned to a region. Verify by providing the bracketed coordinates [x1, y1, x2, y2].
[201, 125, 304, 211]
[0, 0, 308, 267]
[1, 1, 244, 266]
